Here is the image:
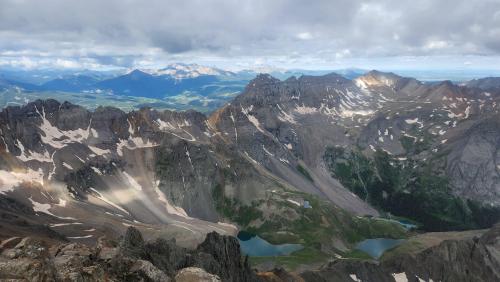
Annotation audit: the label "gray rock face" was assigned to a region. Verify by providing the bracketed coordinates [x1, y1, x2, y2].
[446, 115, 500, 203]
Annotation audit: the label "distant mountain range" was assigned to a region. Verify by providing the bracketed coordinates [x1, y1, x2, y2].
[0, 64, 369, 113]
[2, 63, 500, 116]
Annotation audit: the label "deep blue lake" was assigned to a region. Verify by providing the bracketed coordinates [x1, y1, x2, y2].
[237, 231, 303, 256]
[355, 238, 404, 258]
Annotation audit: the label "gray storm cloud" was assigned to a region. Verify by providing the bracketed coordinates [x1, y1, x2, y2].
[0, 0, 499, 69]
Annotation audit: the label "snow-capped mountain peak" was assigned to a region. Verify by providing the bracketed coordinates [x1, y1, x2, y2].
[139, 63, 234, 79]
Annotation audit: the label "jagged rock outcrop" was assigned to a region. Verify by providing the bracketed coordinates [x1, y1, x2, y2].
[0, 227, 260, 282]
[190, 232, 258, 282]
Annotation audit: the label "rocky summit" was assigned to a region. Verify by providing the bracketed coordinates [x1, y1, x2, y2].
[0, 226, 257, 281]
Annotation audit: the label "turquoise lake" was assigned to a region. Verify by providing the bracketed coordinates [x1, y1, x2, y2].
[237, 231, 303, 256]
[355, 238, 405, 258]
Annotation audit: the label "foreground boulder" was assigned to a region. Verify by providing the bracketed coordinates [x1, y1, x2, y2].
[175, 267, 221, 282]
[0, 237, 56, 281]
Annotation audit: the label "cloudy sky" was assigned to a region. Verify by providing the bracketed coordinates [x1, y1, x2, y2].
[1, 0, 500, 71]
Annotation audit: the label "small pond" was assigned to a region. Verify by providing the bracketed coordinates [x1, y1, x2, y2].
[376, 217, 418, 230]
[355, 238, 405, 258]
[237, 231, 303, 256]
[396, 220, 418, 230]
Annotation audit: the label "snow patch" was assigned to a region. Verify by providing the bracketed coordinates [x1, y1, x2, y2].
[89, 188, 130, 215]
[294, 105, 318, 115]
[36, 106, 91, 149]
[116, 137, 157, 156]
[392, 273, 408, 282]
[154, 180, 190, 218]
[62, 162, 73, 170]
[241, 105, 266, 134]
[50, 222, 83, 227]
[56, 198, 67, 207]
[28, 197, 75, 220]
[90, 128, 99, 138]
[262, 145, 274, 157]
[68, 235, 93, 239]
[0, 168, 44, 194]
[88, 145, 111, 155]
[349, 274, 362, 282]
[276, 104, 297, 124]
[122, 172, 142, 191]
[405, 118, 419, 124]
[91, 167, 103, 175]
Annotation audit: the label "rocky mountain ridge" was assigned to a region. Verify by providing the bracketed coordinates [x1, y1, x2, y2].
[0, 70, 499, 264]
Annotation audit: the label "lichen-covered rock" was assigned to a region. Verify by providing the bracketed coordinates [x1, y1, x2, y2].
[175, 267, 221, 282]
[130, 259, 170, 282]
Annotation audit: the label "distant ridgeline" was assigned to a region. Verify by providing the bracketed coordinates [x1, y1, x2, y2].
[324, 146, 500, 231]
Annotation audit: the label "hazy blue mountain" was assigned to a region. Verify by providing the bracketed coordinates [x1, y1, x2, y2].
[0, 76, 40, 91]
[0, 67, 122, 85]
[93, 69, 220, 98]
[40, 74, 101, 92]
